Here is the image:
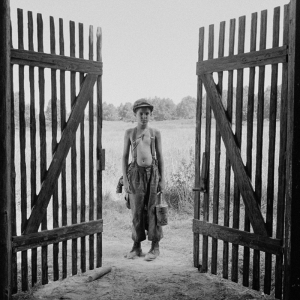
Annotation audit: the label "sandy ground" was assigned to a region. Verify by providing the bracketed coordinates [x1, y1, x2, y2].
[14, 211, 276, 300]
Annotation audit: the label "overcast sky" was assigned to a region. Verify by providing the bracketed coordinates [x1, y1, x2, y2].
[10, 0, 288, 106]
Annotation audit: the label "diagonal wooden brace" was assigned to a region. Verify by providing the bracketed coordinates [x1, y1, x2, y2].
[23, 73, 98, 235]
[200, 73, 268, 237]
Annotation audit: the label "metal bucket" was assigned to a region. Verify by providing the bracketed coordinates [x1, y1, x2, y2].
[156, 193, 168, 226]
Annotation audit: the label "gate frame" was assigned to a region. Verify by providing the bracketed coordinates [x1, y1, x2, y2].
[193, 0, 300, 299]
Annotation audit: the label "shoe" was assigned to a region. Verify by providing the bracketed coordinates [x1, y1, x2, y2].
[124, 242, 142, 259]
[144, 241, 160, 261]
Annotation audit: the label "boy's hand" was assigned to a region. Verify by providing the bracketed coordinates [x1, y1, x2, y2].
[123, 177, 132, 194]
[157, 178, 165, 193]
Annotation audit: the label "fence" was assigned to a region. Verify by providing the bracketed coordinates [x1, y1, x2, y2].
[1, 7, 103, 295]
[193, 3, 293, 299]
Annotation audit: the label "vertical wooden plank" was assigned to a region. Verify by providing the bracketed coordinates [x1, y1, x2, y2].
[211, 21, 225, 275]
[88, 25, 95, 270]
[223, 18, 235, 280]
[59, 18, 68, 279]
[96, 27, 103, 268]
[264, 6, 280, 295]
[0, 0, 12, 297]
[37, 13, 48, 285]
[28, 10, 37, 287]
[70, 20, 78, 276]
[18, 8, 28, 292]
[231, 15, 245, 284]
[79, 22, 86, 273]
[201, 24, 213, 273]
[284, 0, 300, 298]
[243, 12, 257, 288]
[253, 9, 267, 291]
[10, 23, 18, 294]
[275, 5, 289, 299]
[194, 26, 204, 269]
[50, 16, 59, 282]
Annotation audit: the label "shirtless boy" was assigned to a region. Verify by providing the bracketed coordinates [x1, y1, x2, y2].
[122, 99, 165, 261]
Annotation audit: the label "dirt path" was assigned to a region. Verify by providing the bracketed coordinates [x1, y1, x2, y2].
[19, 212, 276, 300]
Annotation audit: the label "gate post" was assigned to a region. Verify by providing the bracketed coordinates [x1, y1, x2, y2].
[0, 0, 12, 299]
[284, 0, 300, 299]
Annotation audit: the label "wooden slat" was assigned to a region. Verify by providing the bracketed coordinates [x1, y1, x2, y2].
[201, 24, 213, 273]
[211, 21, 225, 275]
[243, 12, 257, 288]
[193, 26, 204, 269]
[70, 20, 78, 276]
[264, 7, 280, 295]
[193, 220, 282, 255]
[231, 15, 245, 284]
[59, 18, 68, 280]
[253, 10, 267, 291]
[23, 73, 98, 235]
[0, 1, 12, 297]
[18, 8, 28, 292]
[275, 5, 289, 299]
[223, 18, 235, 280]
[96, 27, 103, 268]
[50, 16, 59, 282]
[28, 10, 38, 288]
[10, 22, 18, 294]
[88, 25, 95, 271]
[11, 49, 103, 74]
[37, 12, 48, 286]
[200, 73, 268, 237]
[13, 220, 103, 252]
[196, 46, 287, 74]
[79, 22, 86, 274]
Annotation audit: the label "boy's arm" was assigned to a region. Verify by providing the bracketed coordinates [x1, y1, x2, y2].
[122, 129, 132, 193]
[155, 129, 165, 193]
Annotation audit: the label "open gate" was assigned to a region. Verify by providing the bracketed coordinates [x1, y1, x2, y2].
[193, 1, 300, 299]
[0, 2, 104, 297]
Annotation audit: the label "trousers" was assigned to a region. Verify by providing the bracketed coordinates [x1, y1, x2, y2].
[127, 159, 163, 242]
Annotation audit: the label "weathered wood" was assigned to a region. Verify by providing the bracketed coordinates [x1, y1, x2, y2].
[200, 73, 268, 237]
[193, 220, 282, 255]
[18, 8, 29, 291]
[96, 26, 103, 268]
[13, 220, 103, 252]
[211, 21, 225, 275]
[23, 73, 97, 235]
[27, 10, 38, 287]
[264, 6, 280, 295]
[275, 5, 289, 299]
[11, 49, 103, 74]
[59, 17, 68, 279]
[284, 0, 300, 299]
[0, 0, 12, 298]
[37, 12, 48, 286]
[196, 46, 287, 74]
[193, 26, 204, 268]
[89, 24, 95, 271]
[50, 15, 59, 282]
[253, 9, 267, 291]
[201, 24, 213, 274]
[70, 20, 78, 276]
[243, 12, 257, 288]
[79, 22, 86, 274]
[223, 18, 235, 280]
[87, 267, 111, 282]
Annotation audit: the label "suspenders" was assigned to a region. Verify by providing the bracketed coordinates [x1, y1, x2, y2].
[132, 127, 155, 162]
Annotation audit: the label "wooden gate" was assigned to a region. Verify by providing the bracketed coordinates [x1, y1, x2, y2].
[193, 1, 300, 299]
[0, 4, 104, 296]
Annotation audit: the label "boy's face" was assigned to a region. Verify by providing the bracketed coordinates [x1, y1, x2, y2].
[134, 107, 152, 125]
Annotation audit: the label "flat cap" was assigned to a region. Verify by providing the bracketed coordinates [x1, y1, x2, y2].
[133, 99, 154, 113]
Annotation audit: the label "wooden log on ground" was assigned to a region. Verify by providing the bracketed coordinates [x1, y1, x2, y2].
[87, 267, 112, 282]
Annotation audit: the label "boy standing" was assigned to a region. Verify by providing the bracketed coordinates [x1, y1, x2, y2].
[122, 99, 165, 261]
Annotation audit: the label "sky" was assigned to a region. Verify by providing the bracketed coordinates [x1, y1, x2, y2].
[10, 0, 288, 106]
